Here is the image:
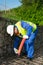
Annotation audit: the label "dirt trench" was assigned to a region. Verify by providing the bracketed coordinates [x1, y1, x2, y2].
[0, 17, 43, 65]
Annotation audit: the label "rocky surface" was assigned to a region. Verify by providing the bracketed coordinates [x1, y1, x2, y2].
[0, 17, 43, 65]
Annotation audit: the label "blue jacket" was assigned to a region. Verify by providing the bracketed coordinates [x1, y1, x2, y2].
[21, 21, 33, 37]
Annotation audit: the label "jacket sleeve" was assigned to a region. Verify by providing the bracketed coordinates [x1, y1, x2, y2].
[21, 21, 33, 37]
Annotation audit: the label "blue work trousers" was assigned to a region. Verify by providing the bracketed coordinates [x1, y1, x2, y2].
[13, 29, 38, 58]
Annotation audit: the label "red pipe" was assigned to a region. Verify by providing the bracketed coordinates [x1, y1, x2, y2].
[18, 38, 26, 56]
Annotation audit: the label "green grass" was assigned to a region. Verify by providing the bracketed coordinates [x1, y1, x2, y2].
[0, 5, 43, 26]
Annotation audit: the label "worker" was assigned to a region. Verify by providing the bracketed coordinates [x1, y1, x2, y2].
[7, 21, 38, 59]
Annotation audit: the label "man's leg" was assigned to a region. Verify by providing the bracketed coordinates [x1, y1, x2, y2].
[24, 29, 38, 58]
[13, 36, 20, 49]
[13, 36, 22, 54]
[27, 43, 34, 58]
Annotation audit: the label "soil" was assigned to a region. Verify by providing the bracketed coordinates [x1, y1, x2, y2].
[0, 17, 43, 65]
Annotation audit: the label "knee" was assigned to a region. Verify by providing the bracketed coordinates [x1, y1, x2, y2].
[28, 40, 33, 45]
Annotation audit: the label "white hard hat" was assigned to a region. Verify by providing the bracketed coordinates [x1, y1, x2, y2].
[7, 25, 14, 36]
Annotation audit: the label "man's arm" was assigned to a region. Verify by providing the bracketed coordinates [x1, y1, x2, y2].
[21, 21, 33, 37]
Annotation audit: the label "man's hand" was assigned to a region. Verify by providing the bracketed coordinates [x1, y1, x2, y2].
[23, 35, 29, 39]
[14, 48, 18, 54]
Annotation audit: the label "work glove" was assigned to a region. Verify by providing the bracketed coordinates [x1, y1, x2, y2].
[23, 35, 29, 39]
[14, 48, 18, 54]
